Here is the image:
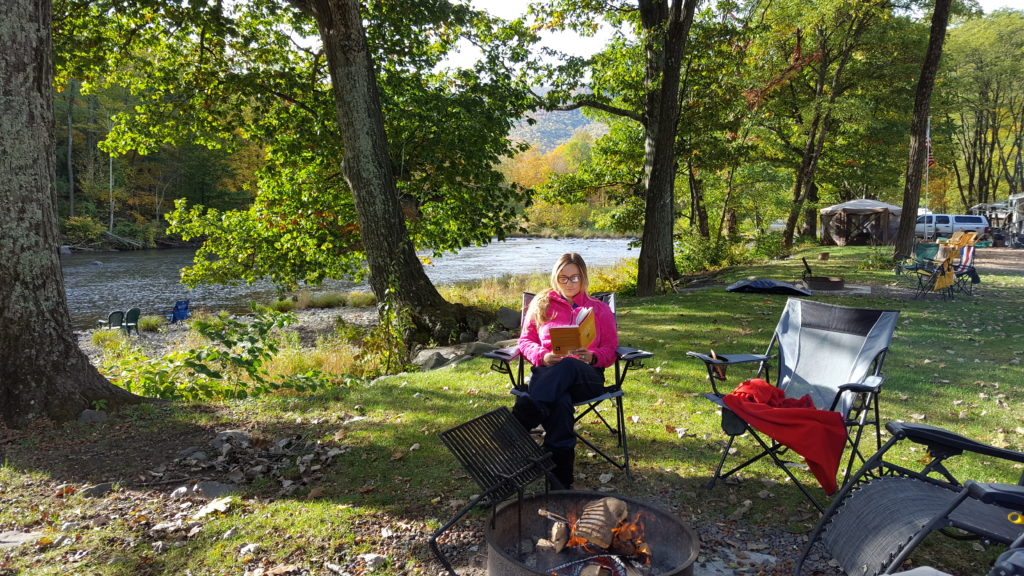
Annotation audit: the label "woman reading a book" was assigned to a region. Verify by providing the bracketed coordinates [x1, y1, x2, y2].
[512, 252, 619, 489]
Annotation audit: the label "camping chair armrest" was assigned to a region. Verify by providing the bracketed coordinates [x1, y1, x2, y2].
[685, 351, 769, 365]
[704, 392, 727, 406]
[617, 346, 654, 362]
[838, 375, 884, 394]
[482, 346, 520, 363]
[887, 422, 1024, 465]
[965, 481, 1024, 508]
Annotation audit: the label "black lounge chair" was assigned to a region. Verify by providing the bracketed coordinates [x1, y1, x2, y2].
[794, 421, 1024, 575]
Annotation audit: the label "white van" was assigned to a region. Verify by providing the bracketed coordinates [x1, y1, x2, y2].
[915, 214, 990, 240]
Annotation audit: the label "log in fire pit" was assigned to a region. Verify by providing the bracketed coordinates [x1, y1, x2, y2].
[485, 490, 699, 576]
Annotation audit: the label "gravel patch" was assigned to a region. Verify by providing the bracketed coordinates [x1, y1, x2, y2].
[75, 306, 379, 366]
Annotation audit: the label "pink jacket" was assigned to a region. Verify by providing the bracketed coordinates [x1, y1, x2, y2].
[518, 290, 619, 368]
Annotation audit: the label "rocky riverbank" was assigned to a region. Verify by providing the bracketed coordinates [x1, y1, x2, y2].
[75, 304, 522, 372]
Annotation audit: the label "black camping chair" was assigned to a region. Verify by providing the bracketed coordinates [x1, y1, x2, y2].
[121, 307, 141, 336]
[794, 421, 1024, 576]
[687, 298, 900, 512]
[482, 292, 652, 479]
[429, 407, 558, 576]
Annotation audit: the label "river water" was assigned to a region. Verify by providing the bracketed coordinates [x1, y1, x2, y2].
[61, 237, 637, 329]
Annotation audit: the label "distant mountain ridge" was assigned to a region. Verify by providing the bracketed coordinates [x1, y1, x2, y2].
[511, 108, 607, 152]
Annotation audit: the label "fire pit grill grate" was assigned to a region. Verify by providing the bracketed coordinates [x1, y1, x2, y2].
[430, 407, 558, 576]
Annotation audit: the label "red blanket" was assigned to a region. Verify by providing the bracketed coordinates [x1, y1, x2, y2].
[722, 378, 847, 494]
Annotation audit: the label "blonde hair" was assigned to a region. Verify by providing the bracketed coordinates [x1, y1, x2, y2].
[528, 253, 589, 327]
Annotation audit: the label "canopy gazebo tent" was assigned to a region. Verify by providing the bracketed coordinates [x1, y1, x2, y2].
[820, 200, 902, 246]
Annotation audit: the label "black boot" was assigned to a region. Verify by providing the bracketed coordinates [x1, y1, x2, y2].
[546, 446, 575, 490]
[511, 397, 544, 431]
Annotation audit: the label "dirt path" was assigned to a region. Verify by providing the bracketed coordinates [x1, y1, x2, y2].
[974, 246, 1024, 273]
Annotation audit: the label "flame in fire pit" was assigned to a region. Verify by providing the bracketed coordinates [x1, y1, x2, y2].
[485, 490, 700, 576]
[563, 504, 651, 564]
[611, 512, 651, 562]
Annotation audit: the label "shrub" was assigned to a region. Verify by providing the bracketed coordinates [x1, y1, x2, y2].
[112, 221, 159, 247]
[91, 329, 127, 350]
[346, 291, 377, 307]
[588, 259, 639, 296]
[138, 315, 165, 332]
[310, 292, 347, 309]
[439, 274, 543, 311]
[750, 231, 789, 261]
[857, 248, 896, 271]
[104, 307, 332, 401]
[676, 235, 743, 274]
[270, 299, 296, 312]
[63, 216, 105, 244]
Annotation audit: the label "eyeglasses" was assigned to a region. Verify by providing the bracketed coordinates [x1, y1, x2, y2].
[557, 275, 582, 285]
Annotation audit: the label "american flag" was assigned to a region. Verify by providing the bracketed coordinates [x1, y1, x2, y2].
[926, 128, 936, 167]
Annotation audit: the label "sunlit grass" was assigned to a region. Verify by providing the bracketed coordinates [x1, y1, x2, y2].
[90, 328, 127, 350]
[138, 315, 165, 332]
[8, 245, 1021, 575]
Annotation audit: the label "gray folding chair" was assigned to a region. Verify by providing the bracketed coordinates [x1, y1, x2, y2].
[688, 298, 900, 511]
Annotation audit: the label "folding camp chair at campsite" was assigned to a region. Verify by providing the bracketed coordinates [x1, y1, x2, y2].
[951, 244, 981, 296]
[794, 421, 1024, 576]
[163, 300, 191, 323]
[913, 247, 956, 300]
[895, 241, 939, 282]
[687, 298, 900, 512]
[481, 292, 653, 479]
[428, 408, 558, 576]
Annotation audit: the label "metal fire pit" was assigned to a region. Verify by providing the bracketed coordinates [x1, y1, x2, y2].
[800, 258, 845, 291]
[485, 490, 699, 576]
[799, 277, 846, 291]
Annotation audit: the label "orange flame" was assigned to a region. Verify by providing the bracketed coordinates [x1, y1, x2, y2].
[564, 509, 651, 563]
[611, 512, 651, 563]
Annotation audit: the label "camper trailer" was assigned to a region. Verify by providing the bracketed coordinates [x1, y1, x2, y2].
[1009, 193, 1024, 248]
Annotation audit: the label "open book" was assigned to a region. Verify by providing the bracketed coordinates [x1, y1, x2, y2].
[549, 307, 597, 354]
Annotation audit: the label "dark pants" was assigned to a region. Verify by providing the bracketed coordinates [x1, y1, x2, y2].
[518, 358, 605, 449]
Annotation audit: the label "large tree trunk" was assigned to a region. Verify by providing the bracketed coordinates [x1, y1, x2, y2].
[1, 0, 140, 428]
[895, 0, 951, 258]
[635, 0, 696, 296]
[297, 0, 486, 341]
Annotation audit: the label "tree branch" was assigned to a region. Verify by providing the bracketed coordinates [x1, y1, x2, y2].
[547, 98, 642, 123]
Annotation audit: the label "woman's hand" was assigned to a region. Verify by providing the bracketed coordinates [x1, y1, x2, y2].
[543, 352, 566, 366]
[572, 349, 595, 366]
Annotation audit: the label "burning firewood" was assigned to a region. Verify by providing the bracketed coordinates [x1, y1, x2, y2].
[551, 521, 569, 553]
[574, 497, 628, 549]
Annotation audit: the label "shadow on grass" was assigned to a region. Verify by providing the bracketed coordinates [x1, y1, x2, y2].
[2, 246, 1021, 574]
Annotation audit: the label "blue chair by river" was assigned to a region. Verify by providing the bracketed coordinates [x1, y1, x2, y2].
[164, 300, 191, 323]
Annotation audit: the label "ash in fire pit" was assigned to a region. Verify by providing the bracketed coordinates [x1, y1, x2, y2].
[486, 491, 699, 576]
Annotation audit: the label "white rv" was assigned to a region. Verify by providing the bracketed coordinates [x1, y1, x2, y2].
[1009, 193, 1024, 247]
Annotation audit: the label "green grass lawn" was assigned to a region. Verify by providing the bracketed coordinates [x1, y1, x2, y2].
[1, 245, 1022, 576]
